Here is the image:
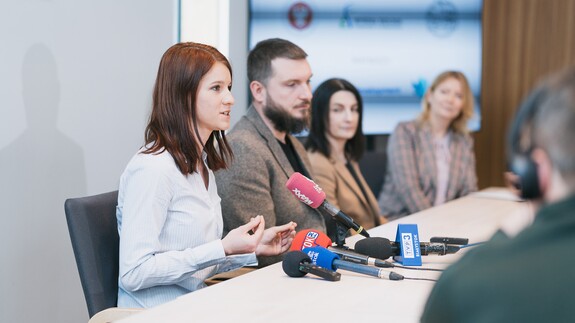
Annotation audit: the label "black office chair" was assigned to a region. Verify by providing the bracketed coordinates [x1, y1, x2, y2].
[65, 191, 140, 322]
[358, 150, 387, 198]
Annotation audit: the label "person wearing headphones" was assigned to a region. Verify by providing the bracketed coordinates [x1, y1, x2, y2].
[421, 67, 575, 322]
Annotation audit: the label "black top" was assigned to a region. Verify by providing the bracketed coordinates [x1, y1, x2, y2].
[346, 161, 379, 226]
[278, 137, 310, 178]
[421, 193, 575, 323]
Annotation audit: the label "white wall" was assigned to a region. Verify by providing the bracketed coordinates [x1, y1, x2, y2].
[180, 0, 250, 125]
[228, 0, 250, 125]
[0, 1, 176, 322]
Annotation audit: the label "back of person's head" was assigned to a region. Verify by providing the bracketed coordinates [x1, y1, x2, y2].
[509, 67, 575, 192]
[418, 70, 474, 134]
[247, 38, 307, 86]
[144, 42, 233, 174]
[305, 78, 365, 161]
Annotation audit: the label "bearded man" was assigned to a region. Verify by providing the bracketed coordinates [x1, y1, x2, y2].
[215, 38, 327, 267]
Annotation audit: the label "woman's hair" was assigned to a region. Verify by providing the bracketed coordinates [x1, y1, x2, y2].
[417, 71, 474, 134]
[143, 42, 233, 174]
[305, 78, 365, 161]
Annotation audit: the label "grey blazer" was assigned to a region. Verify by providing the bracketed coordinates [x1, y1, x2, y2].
[215, 105, 326, 266]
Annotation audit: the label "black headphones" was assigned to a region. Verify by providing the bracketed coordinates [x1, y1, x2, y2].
[508, 86, 548, 200]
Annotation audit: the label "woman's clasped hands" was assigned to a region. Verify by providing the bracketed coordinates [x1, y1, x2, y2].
[222, 215, 297, 257]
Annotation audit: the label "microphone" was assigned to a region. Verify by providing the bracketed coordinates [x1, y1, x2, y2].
[286, 172, 369, 237]
[355, 237, 461, 260]
[415, 242, 461, 256]
[289, 228, 333, 251]
[282, 250, 341, 281]
[290, 229, 395, 268]
[329, 246, 396, 268]
[303, 247, 404, 281]
[430, 237, 469, 245]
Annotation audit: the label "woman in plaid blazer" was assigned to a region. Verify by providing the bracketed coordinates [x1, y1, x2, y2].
[378, 71, 478, 220]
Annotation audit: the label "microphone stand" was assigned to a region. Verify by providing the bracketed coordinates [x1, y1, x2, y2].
[334, 221, 349, 247]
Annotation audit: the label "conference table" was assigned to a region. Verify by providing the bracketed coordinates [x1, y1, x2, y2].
[119, 188, 532, 323]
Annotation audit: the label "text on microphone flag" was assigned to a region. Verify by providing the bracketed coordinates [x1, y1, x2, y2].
[291, 188, 314, 206]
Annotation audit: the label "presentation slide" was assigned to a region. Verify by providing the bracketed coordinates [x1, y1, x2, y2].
[249, 0, 483, 134]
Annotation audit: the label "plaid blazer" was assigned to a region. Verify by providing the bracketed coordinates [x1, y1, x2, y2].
[378, 120, 477, 219]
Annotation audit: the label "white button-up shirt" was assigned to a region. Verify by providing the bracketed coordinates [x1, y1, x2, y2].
[116, 148, 256, 308]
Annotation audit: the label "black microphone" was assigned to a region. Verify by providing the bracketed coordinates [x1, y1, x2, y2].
[328, 246, 395, 268]
[429, 237, 469, 245]
[413, 242, 461, 256]
[303, 247, 404, 281]
[355, 237, 461, 260]
[282, 250, 341, 281]
[286, 172, 369, 237]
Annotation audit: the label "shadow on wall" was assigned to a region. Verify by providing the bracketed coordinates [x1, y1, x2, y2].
[0, 44, 87, 322]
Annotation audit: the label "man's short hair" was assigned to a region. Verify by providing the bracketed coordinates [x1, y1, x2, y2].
[247, 38, 307, 85]
[532, 67, 575, 187]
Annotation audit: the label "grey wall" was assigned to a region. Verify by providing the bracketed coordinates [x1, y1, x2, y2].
[0, 1, 175, 322]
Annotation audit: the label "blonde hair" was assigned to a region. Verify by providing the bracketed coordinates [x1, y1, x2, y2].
[417, 71, 474, 134]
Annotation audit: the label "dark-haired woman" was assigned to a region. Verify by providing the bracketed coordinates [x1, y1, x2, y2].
[116, 42, 296, 308]
[306, 78, 384, 234]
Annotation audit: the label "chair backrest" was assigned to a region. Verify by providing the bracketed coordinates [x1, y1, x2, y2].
[65, 191, 119, 318]
[358, 150, 387, 198]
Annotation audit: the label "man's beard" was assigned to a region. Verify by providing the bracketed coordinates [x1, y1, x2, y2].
[263, 94, 310, 134]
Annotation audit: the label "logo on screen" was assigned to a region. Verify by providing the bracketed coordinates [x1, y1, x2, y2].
[288, 2, 313, 30]
[426, 0, 458, 37]
[412, 78, 428, 98]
